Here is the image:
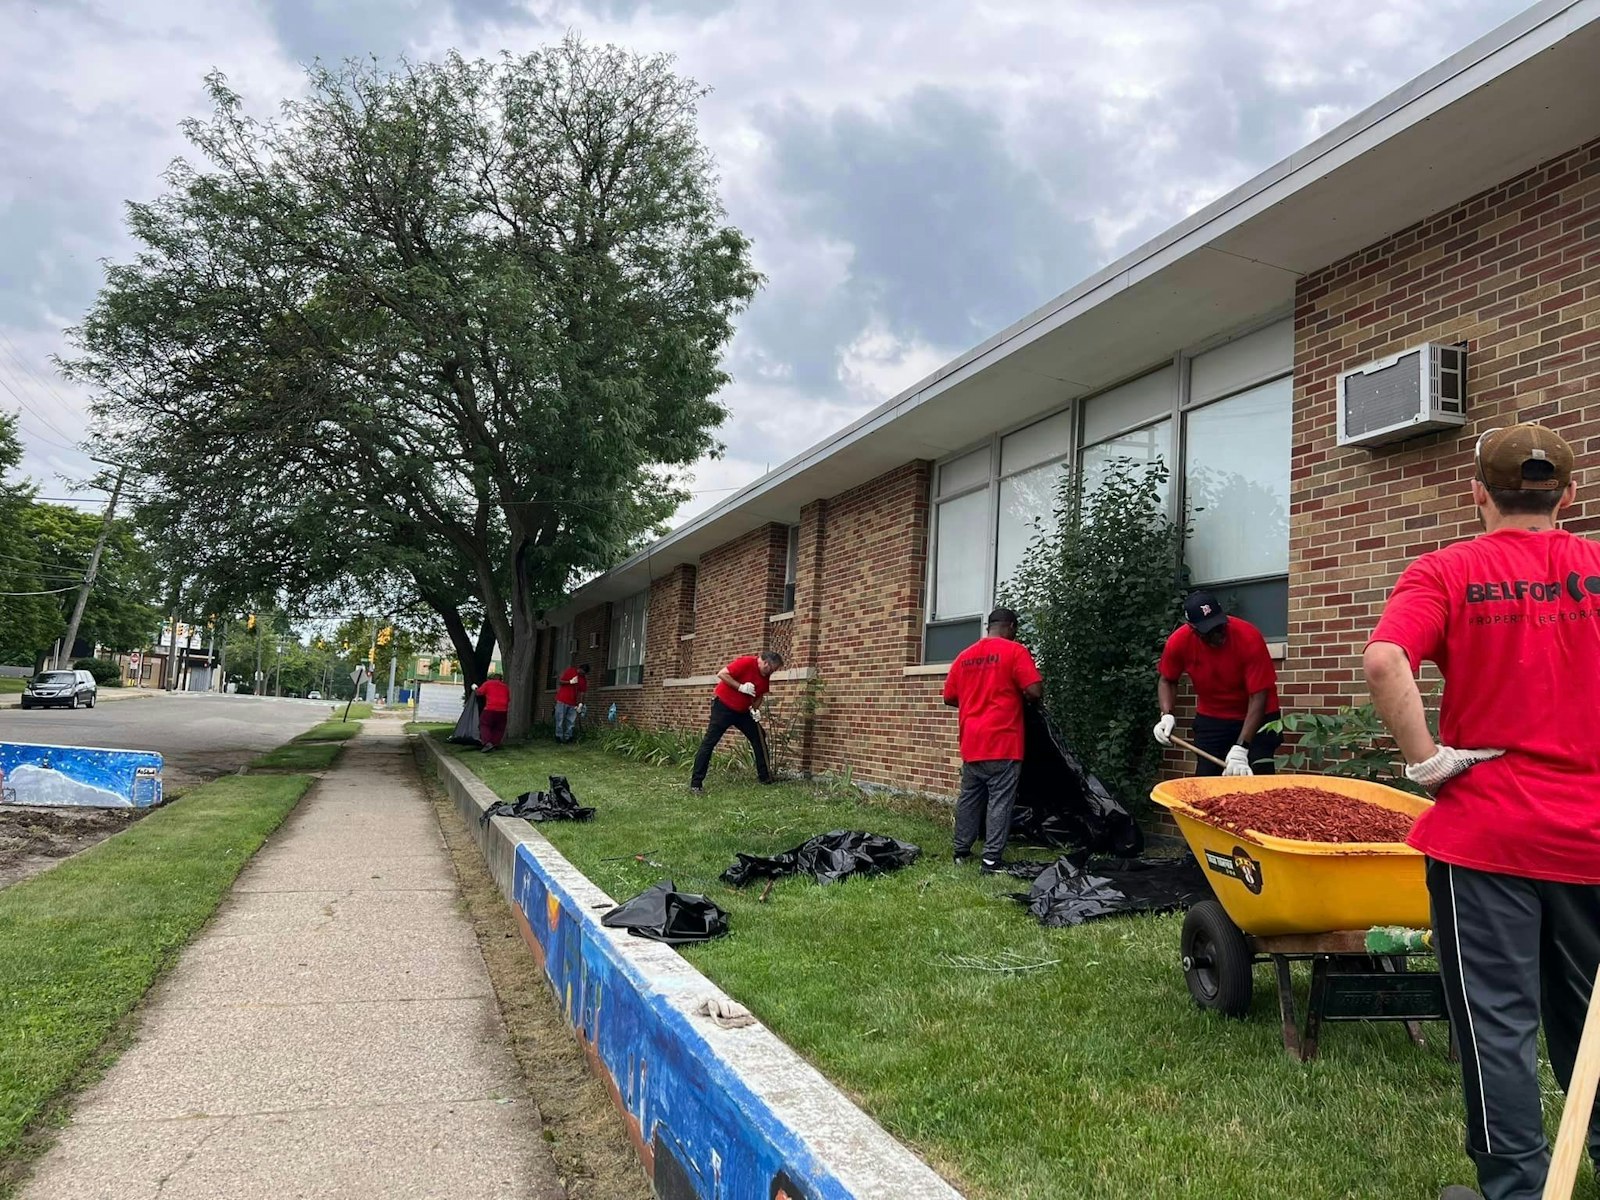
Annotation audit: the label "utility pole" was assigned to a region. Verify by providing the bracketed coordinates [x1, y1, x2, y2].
[56, 464, 127, 669]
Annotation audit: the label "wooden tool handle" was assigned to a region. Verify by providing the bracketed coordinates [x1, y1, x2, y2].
[1544, 962, 1600, 1199]
[1168, 733, 1229, 770]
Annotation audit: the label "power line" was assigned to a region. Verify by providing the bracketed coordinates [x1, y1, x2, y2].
[0, 585, 78, 596]
[0, 332, 84, 446]
[0, 549, 87, 574]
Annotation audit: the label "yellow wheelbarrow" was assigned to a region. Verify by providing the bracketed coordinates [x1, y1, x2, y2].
[1152, 774, 1450, 1060]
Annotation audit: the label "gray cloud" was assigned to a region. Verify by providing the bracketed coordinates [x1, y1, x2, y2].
[0, 0, 1543, 514]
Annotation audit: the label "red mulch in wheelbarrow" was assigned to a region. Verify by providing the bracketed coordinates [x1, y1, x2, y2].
[1190, 786, 1415, 844]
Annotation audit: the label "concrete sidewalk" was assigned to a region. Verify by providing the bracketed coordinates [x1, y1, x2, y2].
[20, 725, 561, 1200]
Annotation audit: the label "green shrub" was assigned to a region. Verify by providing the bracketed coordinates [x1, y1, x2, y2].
[1004, 458, 1187, 812]
[1269, 705, 1431, 797]
[74, 657, 125, 686]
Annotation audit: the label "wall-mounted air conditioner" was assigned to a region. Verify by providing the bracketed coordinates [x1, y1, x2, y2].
[589, 633, 600, 649]
[1336, 343, 1466, 448]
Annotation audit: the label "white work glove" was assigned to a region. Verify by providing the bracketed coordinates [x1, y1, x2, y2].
[1153, 714, 1175, 746]
[1222, 745, 1253, 777]
[750, 708, 762, 724]
[577, 704, 586, 717]
[737, 681, 757, 697]
[1404, 745, 1505, 793]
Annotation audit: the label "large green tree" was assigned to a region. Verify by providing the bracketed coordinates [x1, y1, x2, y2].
[0, 413, 60, 665]
[68, 39, 759, 736]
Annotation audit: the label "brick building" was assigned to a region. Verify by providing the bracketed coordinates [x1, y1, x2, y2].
[539, 3, 1600, 800]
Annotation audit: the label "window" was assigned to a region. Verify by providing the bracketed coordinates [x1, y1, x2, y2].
[781, 524, 800, 613]
[926, 411, 1074, 661]
[1182, 376, 1291, 637]
[546, 621, 573, 687]
[606, 591, 648, 685]
[1079, 418, 1173, 511]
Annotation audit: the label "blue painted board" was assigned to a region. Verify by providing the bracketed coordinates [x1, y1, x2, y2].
[0, 741, 164, 808]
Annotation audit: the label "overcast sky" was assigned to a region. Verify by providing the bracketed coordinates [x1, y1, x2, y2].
[0, 0, 1537, 523]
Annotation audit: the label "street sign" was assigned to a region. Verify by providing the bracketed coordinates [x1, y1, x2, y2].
[255, 671, 265, 681]
[128, 652, 142, 668]
[349, 665, 370, 686]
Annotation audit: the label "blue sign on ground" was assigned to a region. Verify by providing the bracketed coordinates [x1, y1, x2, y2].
[0, 742, 164, 808]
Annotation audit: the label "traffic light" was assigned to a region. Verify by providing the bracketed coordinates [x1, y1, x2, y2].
[246, 613, 257, 633]
[377, 625, 393, 646]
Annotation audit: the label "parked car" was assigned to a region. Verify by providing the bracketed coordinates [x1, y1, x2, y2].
[307, 691, 322, 700]
[20, 669, 98, 710]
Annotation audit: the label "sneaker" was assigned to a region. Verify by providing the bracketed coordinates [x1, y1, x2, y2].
[688, 785, 704, 795]
[953, 852, 972, 865]
[979, 858, 1005, 875]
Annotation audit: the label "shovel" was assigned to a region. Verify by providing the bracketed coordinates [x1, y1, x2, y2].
[1544, 961, 1600, 1198]
[1167, 733, 1229, 771]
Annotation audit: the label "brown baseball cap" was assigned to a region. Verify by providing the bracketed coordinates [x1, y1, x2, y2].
[1475, 423, 1575, 491]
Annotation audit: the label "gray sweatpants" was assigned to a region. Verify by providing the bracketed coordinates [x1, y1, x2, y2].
[1428, 858, 1600, 1199]
[953, 759, 1021, 865]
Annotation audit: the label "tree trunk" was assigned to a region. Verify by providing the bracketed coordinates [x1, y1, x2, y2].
[472, 617, 495, 690]
[504, 534, 538, 742]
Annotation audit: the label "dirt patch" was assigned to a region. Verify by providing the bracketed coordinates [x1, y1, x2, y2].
[0, 806, 148, 890]
[414, 750, 651, 1200]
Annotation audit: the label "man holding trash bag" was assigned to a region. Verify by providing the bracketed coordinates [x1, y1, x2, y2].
[1153, 589, 1281, 777]
[1365, 423, 1600, 1200]
[942, 607, 1044, 872]
[554, 662, 589, 743]
[688, 650, 783, 793]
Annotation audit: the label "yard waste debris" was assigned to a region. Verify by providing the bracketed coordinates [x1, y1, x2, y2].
[720, 829, 921, 887]
[1013, 852, 1209, 927]
[1191, 786, 1415, 843]
[602, 880, 729, 944]
[480, 774, 594, 824]
[1014, 705, 1143, 856]
[448, 694, 483, 746]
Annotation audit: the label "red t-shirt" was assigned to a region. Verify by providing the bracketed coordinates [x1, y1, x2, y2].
[941, 637, 1043, 762]
[1158, 618, 1279, 720]
[1369, 527, 1600, 884]
[555, 669, 587, 706]
[476, 679, 510, 713]
[713, 656, 769, 713]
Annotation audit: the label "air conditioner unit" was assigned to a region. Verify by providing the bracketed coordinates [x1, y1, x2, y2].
[588, 633, 599, 649]
[1336, 343, 1466, 448]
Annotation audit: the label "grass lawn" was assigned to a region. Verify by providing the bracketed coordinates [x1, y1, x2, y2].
[0, 679, 24, 694]
[250, 741, 344, 771]
[335, 701, 374, 721]
[293, 719, 362, 743]
[0, 773, 313, 1176]
[441, 734, 1595, 1200]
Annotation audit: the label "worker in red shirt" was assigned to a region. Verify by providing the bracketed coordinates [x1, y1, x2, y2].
[554, 662, 589, 744]
[474, 670, 510, 753]
[1366, 424, 1600, 1200]
[1153, 590, 1281, 777]
[688, 650, 783, 793]
[942, 607, 1044, 872]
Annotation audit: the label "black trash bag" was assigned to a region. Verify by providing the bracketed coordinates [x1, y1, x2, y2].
[1013, 851, 1209, 928]
[448, 694, 483, 746]
[720, 829, 921, 888]
[1012, 705, 1144, 856]
[602, 880, 729, 945]
[481, 774, 595, 824]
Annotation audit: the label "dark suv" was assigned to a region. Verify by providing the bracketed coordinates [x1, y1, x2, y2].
[20, 669, 98, 710]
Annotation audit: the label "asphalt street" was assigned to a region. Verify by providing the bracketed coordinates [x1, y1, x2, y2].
[0, 692, 331, 792]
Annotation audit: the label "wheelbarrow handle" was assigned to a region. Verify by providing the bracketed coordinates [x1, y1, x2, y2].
[1167, 733, 1229, 770]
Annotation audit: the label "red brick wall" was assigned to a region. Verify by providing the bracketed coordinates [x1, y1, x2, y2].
[801, 462, 960, 794]
[1286, 136, 1600, 715]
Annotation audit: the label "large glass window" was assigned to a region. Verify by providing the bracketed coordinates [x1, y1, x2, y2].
[546, 620, 573, 687]
[1182, 377, 1291, 636]
[781, 525, 800, 613]
[606, 592, 648, 686]
[1079, 418, 1174, 513]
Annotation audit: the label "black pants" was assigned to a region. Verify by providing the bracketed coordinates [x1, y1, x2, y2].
[1429, 859, 1600, 1199]
[689, 698, 771, 787]
[953, 760, 1022, 865]
[1192, 711, 1282, 777]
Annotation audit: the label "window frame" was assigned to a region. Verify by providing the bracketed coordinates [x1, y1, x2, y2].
[780, 524, 800, 614]
[605, 591, 649, 686]
[1178, 370, 1293, 630]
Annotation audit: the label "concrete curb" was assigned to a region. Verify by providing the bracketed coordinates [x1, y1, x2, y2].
[420, 734, 963, 1200]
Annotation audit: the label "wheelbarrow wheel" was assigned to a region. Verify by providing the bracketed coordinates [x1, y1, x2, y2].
[1181, 900, 1253, 1018]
